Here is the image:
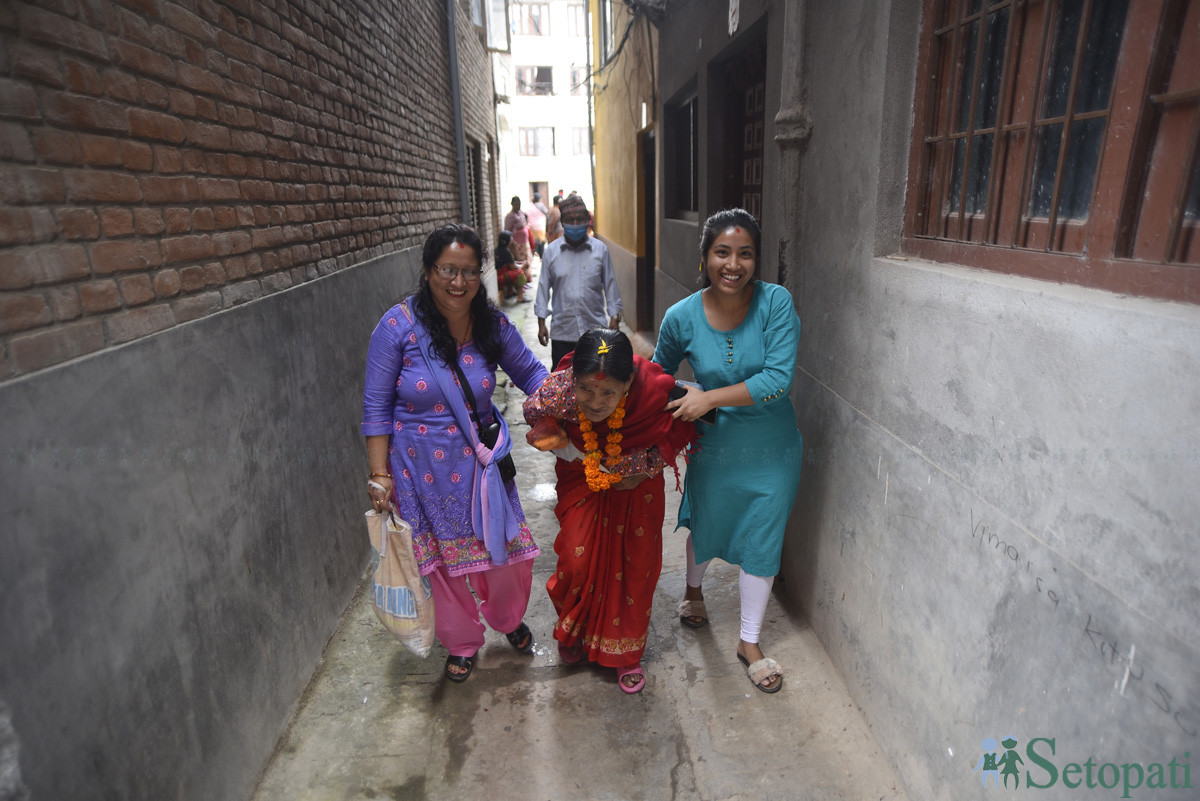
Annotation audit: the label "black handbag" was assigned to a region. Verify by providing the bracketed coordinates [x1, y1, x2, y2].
[451, 361, 517, 484]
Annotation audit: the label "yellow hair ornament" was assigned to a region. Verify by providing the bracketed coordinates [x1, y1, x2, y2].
[596, 340, 611, 355]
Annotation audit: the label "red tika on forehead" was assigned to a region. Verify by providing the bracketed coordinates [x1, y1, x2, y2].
[595, 371, 606, 381]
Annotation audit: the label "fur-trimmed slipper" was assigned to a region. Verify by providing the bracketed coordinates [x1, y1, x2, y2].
[445, 654, 476, 683]
[677, 598, 709, 629]
[616, 663, 646, 694]
[506, 622, 535, 655]
[737, 652, 783, 694]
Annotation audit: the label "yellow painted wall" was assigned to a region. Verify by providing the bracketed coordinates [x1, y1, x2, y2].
[590, 2, 657, 254]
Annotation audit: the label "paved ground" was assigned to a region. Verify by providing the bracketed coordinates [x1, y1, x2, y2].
[250, 272, 909, 801]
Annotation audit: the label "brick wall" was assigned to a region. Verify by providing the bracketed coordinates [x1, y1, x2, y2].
[0, 0, 499, 379]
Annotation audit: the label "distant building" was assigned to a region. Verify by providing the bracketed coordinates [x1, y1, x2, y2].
[495, 0, 595, 215]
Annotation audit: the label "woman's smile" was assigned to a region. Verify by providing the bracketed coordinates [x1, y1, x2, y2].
[705, 226, 756, 293]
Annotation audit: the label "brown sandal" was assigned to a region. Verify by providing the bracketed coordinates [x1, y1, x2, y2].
[677, 598, 708, 629]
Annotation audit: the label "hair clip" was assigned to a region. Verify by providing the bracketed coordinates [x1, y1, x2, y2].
[596, 341, 611, 355]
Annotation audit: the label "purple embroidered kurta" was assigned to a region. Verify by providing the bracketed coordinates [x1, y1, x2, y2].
[362, 301, 549, 577]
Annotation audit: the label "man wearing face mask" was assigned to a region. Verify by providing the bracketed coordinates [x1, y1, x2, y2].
[534, 194, 622, 369]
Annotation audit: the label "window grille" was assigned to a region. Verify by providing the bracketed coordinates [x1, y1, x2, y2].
[904, 0, 1200, 302]
[666, 95, 699, 217]
[516, 65, 554, 96]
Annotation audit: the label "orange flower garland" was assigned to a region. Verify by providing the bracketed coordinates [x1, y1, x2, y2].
[578, 396, 627, 491]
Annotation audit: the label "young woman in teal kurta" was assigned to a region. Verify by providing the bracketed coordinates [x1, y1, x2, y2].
[654, 209, 802, 693]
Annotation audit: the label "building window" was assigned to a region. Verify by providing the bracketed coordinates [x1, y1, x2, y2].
[519, 127, 556, 156]
[666, 94, 699, 218]
[568, 3, 586, 37]
[599, 0, 616, 62]
[486, 0, 509, 50]
[516, 66, 554, 96]
[904, 0, 1200, 303]
[572, 127, 590, 156]
[513, 2, 550, 36]
[571, 65, 588, 96]
[465, 138, 484, 231]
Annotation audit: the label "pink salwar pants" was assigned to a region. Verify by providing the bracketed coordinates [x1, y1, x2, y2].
[427, 558, 534, 657]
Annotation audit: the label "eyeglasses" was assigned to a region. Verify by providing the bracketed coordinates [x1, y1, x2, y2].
[433, 264, 482, 282]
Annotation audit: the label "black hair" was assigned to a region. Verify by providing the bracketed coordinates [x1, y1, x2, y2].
[572, 328, 634, 382]
[497, 230, 512, 246]
[412, 223, 503, 367]
[698, 208, 762, 288]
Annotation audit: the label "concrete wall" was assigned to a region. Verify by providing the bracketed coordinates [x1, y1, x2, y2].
[0, 250, 423, 800]
[658, 1, 1200, 798]
[597, 233, 637, 328]
[787, 2, 1200, 798]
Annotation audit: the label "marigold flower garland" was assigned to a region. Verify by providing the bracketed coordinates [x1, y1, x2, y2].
[578, 396, 627, 491]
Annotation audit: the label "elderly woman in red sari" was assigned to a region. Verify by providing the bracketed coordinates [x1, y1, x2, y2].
[523, 329, 694, 693]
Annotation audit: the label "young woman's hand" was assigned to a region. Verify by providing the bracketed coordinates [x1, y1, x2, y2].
[666, 384, 714, 422]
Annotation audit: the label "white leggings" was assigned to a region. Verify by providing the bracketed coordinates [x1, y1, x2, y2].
[685, 534, 775, 644]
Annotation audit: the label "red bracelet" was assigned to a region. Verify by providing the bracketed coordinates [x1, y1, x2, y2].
[369, 472, 393, 480]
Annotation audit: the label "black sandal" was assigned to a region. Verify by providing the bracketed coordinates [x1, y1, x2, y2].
[444, 654, 475, 682]
[506, 622, 535, 655]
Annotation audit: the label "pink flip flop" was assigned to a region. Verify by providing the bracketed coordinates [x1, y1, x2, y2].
[616, 663, 645, 694]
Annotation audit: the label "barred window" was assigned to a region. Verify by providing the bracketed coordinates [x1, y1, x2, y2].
[516, 66, 554, 96]
[666, 93, 699, 218]
[904, 0, 1200, 303]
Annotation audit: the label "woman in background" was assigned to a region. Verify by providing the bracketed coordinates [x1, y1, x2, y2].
[495, 230, 528, 302]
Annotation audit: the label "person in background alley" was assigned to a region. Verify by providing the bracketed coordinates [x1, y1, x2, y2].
[362, 223, 550, 683]
[534, 193, 622, 369]
[503, 196, 535, 285]
[528, 192, 548, 259]
[653, 208, 803, 694]
[545, 194, 563, 244]
[495, 230, 528, 302]
[523, 328, 695, 693]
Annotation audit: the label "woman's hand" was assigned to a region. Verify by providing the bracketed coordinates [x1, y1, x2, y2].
[666, 384, 715, 422]
[368, 476, 394, 513]
[613, 473, 648, 491]
[527, 417, 569, 450]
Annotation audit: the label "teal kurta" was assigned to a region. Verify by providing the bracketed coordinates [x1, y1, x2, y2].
[653, 281, 803, 576]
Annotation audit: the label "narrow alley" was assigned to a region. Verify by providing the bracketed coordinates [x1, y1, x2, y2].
[249, 290, 908, 801]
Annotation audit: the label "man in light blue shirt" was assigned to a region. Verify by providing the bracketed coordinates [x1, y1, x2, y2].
[534, 194, 622, 368]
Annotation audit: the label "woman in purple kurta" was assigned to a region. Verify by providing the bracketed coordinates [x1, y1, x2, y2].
[362, 224, 550, 683]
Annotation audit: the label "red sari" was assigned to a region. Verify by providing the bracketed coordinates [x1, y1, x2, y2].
[523, 356, 695, 667]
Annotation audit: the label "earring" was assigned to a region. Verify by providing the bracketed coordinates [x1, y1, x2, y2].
[698, 261, 703, 273]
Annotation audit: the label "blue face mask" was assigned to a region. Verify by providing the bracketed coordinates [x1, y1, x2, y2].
[563, 223, 588, 243]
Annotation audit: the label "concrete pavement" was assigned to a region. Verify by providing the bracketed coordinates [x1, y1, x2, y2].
[250, 282, 909, 801]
